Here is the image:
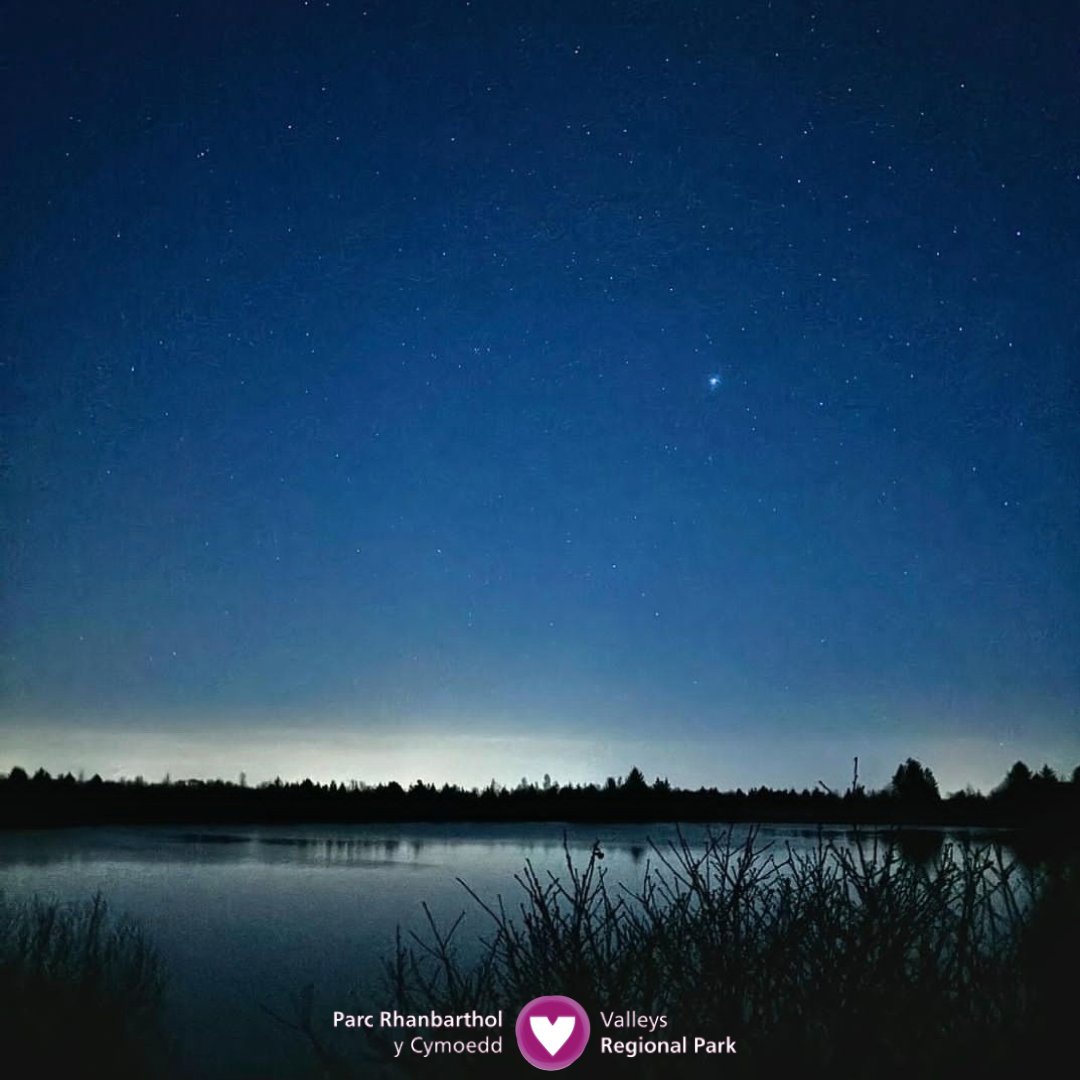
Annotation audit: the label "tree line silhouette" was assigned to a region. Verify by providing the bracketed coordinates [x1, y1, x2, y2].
[1, 757, 1078, 830]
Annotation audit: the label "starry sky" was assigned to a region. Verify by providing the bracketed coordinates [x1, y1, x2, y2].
[3, 1, 1078, 793]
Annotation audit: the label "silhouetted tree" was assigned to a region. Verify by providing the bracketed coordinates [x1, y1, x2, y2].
[888, 758, 940, 802]
[622, 767, 648, 796]
[1, 754, 1072, 829]
[996, 760, 1033, 798]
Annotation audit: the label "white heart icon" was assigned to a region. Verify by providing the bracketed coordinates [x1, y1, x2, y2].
[530, 1015, 576, 1056]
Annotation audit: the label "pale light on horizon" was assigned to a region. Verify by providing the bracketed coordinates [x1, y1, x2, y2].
[2, 720, 1076, 797]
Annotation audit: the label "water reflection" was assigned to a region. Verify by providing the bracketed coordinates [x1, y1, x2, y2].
[0, 822, 1050, 1079]
[0, 821, 1026, 871]
[887, 828, 946, 866]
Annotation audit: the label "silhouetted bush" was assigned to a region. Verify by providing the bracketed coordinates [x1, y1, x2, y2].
[357, 832, 1074, 1078]
[0, 894, 168, 1077]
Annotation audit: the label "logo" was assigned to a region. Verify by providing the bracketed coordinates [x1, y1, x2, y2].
[515, 995, 590, 1070]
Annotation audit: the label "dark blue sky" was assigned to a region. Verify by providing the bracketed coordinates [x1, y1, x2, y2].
[3, 1, 1078, 791]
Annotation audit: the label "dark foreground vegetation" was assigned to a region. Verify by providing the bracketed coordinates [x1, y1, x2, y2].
[285, 831, 1076, 1079]
[0, 893, 168, 1078]
[2, 833, 1075, 1079]
[2, 757, 1078, 831]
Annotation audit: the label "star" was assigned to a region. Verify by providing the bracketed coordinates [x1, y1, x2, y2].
[707, 373, 722, 391]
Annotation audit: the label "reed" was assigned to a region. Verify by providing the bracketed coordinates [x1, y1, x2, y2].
[0, 893, 168, 1078]
[374, 830, 1073, 1078]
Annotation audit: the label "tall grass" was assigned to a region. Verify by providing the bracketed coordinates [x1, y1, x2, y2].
[0, 893, 168, 1078]
[374, 830, 1075, 1078]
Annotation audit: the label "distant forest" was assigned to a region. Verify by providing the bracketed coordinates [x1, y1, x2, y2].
[2, 757, 1078, 830]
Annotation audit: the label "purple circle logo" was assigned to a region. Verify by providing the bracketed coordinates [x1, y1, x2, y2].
[515, 995, 591, 1070]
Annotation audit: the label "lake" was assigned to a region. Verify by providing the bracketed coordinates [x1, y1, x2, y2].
[0, 821, 1012, 1078]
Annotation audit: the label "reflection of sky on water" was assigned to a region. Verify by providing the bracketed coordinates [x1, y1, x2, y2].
[3, 820, 1012, 865]
[0, 823, 1028, 1078]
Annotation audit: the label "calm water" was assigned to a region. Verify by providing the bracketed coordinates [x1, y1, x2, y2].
[0, 822, 1001, 1078]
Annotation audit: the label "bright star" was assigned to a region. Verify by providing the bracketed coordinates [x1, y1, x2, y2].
[707, 373, 722, 391]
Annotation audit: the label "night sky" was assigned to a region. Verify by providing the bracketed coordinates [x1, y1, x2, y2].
[3, 1, 1078, 793]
